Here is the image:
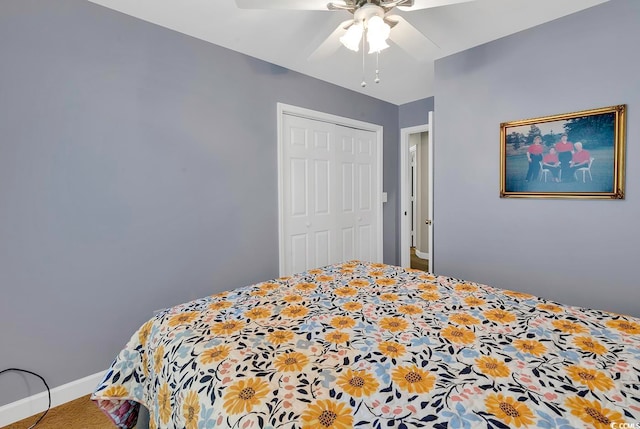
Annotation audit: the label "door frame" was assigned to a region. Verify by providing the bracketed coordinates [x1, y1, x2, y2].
[277, 103, 384, 277]
[409, 145, 417, 248]
[400, 112, 433, 271]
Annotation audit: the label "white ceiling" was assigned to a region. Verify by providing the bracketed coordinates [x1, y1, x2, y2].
[87, 0, 608, 105]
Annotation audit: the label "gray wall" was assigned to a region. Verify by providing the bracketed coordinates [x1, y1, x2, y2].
[399, 97, 434, 129]
[0, 0, 400, 406]
[433, 0, 639, 318]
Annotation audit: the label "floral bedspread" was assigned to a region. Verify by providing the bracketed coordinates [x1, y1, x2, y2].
[92, 261, 640, 429]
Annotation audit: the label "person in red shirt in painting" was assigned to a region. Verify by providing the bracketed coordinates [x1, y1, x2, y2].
[554, 133, 574, 182]
[542, 147, 561, 182]
[570, 142, 591, 177]
[525, 135, 544, 182]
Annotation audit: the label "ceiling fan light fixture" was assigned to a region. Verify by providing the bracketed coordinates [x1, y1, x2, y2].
[366, 15, 390, 53]
[340, 22, 363, 52]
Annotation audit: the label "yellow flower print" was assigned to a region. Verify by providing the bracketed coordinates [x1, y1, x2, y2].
[308, 269, 323, 275]
[244, 306, 271, 320]
[455, 283, 478, 293]
[485, 394, 535, 428]
[375, 278, 397, 287]
[200, 345, 230, 365]
[573, 336, 607, 355]
[342, 261, 358, 269]
[259, 282, 279, 291]
[392, 365, 435, 394]
[274, 352, 309, 372]
[463, 296, 486, 306]
[210, 291, 229, 299]
[503, 290, 534, 299]
[369, 262, 386, 269]
[565, 396, 624, 429]
[168, 311, 199, 327]
[103, 385, 128, 398]
[552, 320, 588, 334]
[513, 339, 547, 357]
[267, 330, 295, 345]
[420, 291, 441, 302]
[250, 289, 268, 297]
[342, 302, 363, 312]
[153, 345, 165, 374]
[295, 282, 317, 292]
[282, 294, 304, 303]
[349, 278, 370, 288]
[142, 352, 149, 377]
[331, 316, 356, 329]
[316, 275, 334, 282]
[281, 305, 309, 319]
[566, 366, 614, 391]
[138, 320, 154, 346]
[149, 414, 157, 429]
[379, 317, 409, 333]
[333, 287, 358, 297]
[606, 318, 640, 335]
[368, 270, 385, 277]
[222, 377, 270, 415]
[397, 304, 423, 316]
[337, 369, 379, 397]
[209, 301, 232, 311]
[440, 325, 476, 345]
[537, 303, 563, 313]
[449, 313, 480, 326]
[158, 383, 171, 424]
[325, 331, 350, 345]
[211, 320, 246, 336]
[300, 399, 353, 429]
[182, 390, 200, 429]
[419, 274, 436, 281]
[475, 356, 510, 378]
[417, 283, 438, 291]
[483, 309, 516, 324]
[380, 293, 399, 302]
[378, 341, 406, 359]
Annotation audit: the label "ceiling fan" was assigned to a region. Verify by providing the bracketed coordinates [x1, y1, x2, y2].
[235, 0, 474, 63]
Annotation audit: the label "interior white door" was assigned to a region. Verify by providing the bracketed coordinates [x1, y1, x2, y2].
[280, 113, 380, 276]
[281, 115, 334, 275]
[334, 125, 379, 264]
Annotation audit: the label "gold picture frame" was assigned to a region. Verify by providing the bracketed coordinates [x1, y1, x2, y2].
[500, 105, 626, 199]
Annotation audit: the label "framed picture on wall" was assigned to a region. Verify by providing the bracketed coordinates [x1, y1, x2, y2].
[500, 105, 626, 199]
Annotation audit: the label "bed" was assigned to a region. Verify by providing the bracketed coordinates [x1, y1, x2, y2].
[92, 261, 640, 428]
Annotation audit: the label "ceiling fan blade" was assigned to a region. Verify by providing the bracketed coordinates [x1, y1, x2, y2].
[235, 0, 341, 10]
[386, 15, 439, 61]
[308, 20, 353, 61]
[397, 0, 474, 11]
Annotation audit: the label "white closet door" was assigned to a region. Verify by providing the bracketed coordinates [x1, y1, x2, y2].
[334, 125, 378, 264]
[281, 114, 380, 276]
[282, 115, 336, 275]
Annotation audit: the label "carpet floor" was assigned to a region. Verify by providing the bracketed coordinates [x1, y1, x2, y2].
[1, 395, 115, 429]
[410, 247, 429, 272]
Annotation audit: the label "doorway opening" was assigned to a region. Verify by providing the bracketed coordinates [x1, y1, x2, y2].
[400, 113, 433, 272]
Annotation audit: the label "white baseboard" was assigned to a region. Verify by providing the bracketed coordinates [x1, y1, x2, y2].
[415, 250, 430, 260]
[0, 370, 106, 427]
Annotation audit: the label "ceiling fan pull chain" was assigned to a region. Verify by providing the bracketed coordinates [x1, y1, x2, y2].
[361, 28, 367, 87]
[375, 51, 380, 83]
